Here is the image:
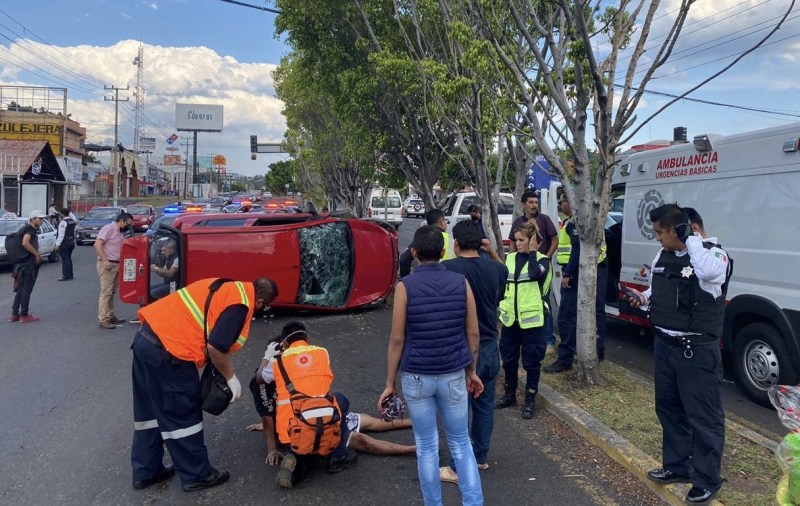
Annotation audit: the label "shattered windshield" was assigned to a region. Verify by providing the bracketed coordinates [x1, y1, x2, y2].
[296, 222, 353, 307]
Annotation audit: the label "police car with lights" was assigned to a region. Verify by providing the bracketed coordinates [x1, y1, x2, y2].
[0, 212, 59, 265]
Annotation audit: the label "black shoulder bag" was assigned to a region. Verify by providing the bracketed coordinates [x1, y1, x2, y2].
[200, 278, 235, 416]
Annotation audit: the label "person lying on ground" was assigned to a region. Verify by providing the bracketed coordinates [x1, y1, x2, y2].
[245, 411, 415, 461]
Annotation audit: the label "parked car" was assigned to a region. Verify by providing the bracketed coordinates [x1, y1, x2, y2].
[127, 205, 156, 232]
[76, 207, 132, 245]
[120, 212, 399, 311]
[0, 212, 59, 264]
[404, 198, 426, 218]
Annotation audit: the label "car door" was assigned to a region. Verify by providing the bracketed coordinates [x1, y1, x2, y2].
[120, 226, 183, 306]
[37, 220, 56, 255]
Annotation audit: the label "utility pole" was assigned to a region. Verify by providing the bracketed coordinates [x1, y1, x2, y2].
[132, 43, 145, 153]
[180, 136, 192, 199]
[104, 85, 129, 207]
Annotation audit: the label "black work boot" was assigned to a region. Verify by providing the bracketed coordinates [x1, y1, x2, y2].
[494, 386, 517, 409]
[522, 389, 537, 419]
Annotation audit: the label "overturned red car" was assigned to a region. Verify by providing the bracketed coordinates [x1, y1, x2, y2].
[119, 212, 398, 311]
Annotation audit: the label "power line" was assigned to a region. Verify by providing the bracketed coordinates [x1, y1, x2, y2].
[0, 7, 115, 86]
[615, 84, 800, 118]
[215, 0, 281, 14]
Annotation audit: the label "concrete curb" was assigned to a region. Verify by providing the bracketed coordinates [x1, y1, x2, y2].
[538, 382, 724, 506]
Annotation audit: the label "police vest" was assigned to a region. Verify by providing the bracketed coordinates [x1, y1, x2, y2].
[62, 218, 76, 246]
[648, 246, 725, 335]
[138, 278, 255, 366]
[556, 219, 607, 265]
[442, 231, 455, 260]
[499, 252, 551, 329]
[273, 341, 335, 445]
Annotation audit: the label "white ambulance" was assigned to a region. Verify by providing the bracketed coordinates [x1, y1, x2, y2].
[602, 123, 800, 406]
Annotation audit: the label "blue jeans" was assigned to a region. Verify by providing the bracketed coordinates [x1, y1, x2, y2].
[402, 370, 483, 506]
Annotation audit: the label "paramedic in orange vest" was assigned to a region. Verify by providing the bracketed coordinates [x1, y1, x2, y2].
[130, 277, 278, 493]
[260, 320, 358, 488]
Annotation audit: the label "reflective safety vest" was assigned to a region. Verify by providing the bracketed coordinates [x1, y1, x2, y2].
[442, 231, 455, 260]
[139, 278, 255, 367]
[273, 341, 336, 445]
[556, 219, 607, 265]
[499, 252, 551, 329]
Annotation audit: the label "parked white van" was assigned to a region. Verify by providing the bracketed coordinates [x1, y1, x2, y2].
[368, 188, 403, 228]
[601, 123, 800, 406]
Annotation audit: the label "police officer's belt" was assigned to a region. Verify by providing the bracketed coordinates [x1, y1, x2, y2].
[655, 328, 717, 346]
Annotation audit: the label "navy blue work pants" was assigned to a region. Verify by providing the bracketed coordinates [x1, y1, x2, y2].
[499, 323, 547, 392]
[556, 264, 608, 366]
[654, 331, 724, 492]
[131, 330, 212, 486]
[59, 243, 74, 279]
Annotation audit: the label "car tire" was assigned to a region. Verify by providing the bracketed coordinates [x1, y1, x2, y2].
[48, 249, 59, 263]
[732, 322, 797, 407]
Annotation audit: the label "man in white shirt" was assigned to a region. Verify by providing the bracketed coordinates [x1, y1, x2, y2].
[625, 204, 731, 506]
[55, 208, 77, 281]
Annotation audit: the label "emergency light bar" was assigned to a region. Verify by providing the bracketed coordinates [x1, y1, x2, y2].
[693, 135, 713, 152]
[782, 138, 800, 153]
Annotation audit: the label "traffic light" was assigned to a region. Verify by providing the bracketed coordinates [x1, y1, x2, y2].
[250, 135, 258, 153]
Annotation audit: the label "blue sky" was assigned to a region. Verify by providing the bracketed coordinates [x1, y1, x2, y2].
[1, 0, 799, 177]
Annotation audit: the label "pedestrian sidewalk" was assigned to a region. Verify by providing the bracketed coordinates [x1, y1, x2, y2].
[537, 363, 781, 506]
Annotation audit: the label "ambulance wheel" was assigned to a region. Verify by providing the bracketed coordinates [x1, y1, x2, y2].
[732, 323, 797, 407]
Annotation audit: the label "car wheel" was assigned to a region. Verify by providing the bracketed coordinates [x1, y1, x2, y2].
[48, 249, 59, 263]
[732, 322, 798, 407]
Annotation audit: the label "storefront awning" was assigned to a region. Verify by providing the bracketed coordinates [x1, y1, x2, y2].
[0, 139, 64, 181]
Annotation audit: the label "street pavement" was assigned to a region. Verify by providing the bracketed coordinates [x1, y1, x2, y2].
[0, 218, 780, 504]
[0, 238, 664, 505]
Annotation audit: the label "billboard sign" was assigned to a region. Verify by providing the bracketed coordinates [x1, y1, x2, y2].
[139, 137, 156, 151]
[175, 104, 223, 132]
[58, 156, 83, 184]
[0, 120, 63, 155]
[163, 155, 182, 166]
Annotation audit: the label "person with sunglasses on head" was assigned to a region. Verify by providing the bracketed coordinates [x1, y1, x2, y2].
[495, 221, 553, 420]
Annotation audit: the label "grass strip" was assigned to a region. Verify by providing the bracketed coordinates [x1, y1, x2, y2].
[540, 361, 783, 506]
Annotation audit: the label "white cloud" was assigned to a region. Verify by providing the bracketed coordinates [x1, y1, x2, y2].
[148, 3, 158, 11]
[121, 12, 132, 20]
[0, 39, 287, 176]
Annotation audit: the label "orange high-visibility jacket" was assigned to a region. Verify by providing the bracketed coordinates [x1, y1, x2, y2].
[139, 278, 255, 367]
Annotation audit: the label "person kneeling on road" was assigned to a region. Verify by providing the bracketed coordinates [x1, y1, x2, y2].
[260, 321, 359, 488]
[130, 277, 278, 493]
[246, 334, 415, 465]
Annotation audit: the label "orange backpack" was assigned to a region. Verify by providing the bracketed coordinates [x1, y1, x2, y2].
[276, 355, 342, 456]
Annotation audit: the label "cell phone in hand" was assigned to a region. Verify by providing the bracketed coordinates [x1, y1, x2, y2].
[619, 285, 640, 301]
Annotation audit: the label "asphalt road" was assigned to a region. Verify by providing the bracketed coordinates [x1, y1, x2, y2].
[0, 218, 782, 505]
[0, 239, 663, 505]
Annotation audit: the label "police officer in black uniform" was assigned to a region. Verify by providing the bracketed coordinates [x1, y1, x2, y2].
[625, 204, 731, 505]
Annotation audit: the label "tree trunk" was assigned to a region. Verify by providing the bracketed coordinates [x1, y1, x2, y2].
[574, 237, 604, 385]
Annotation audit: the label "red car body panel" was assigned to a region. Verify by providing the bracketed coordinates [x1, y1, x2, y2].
[119, 213, 398, 312]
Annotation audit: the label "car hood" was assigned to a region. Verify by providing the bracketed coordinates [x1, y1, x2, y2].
[78, 219, 114, 228]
